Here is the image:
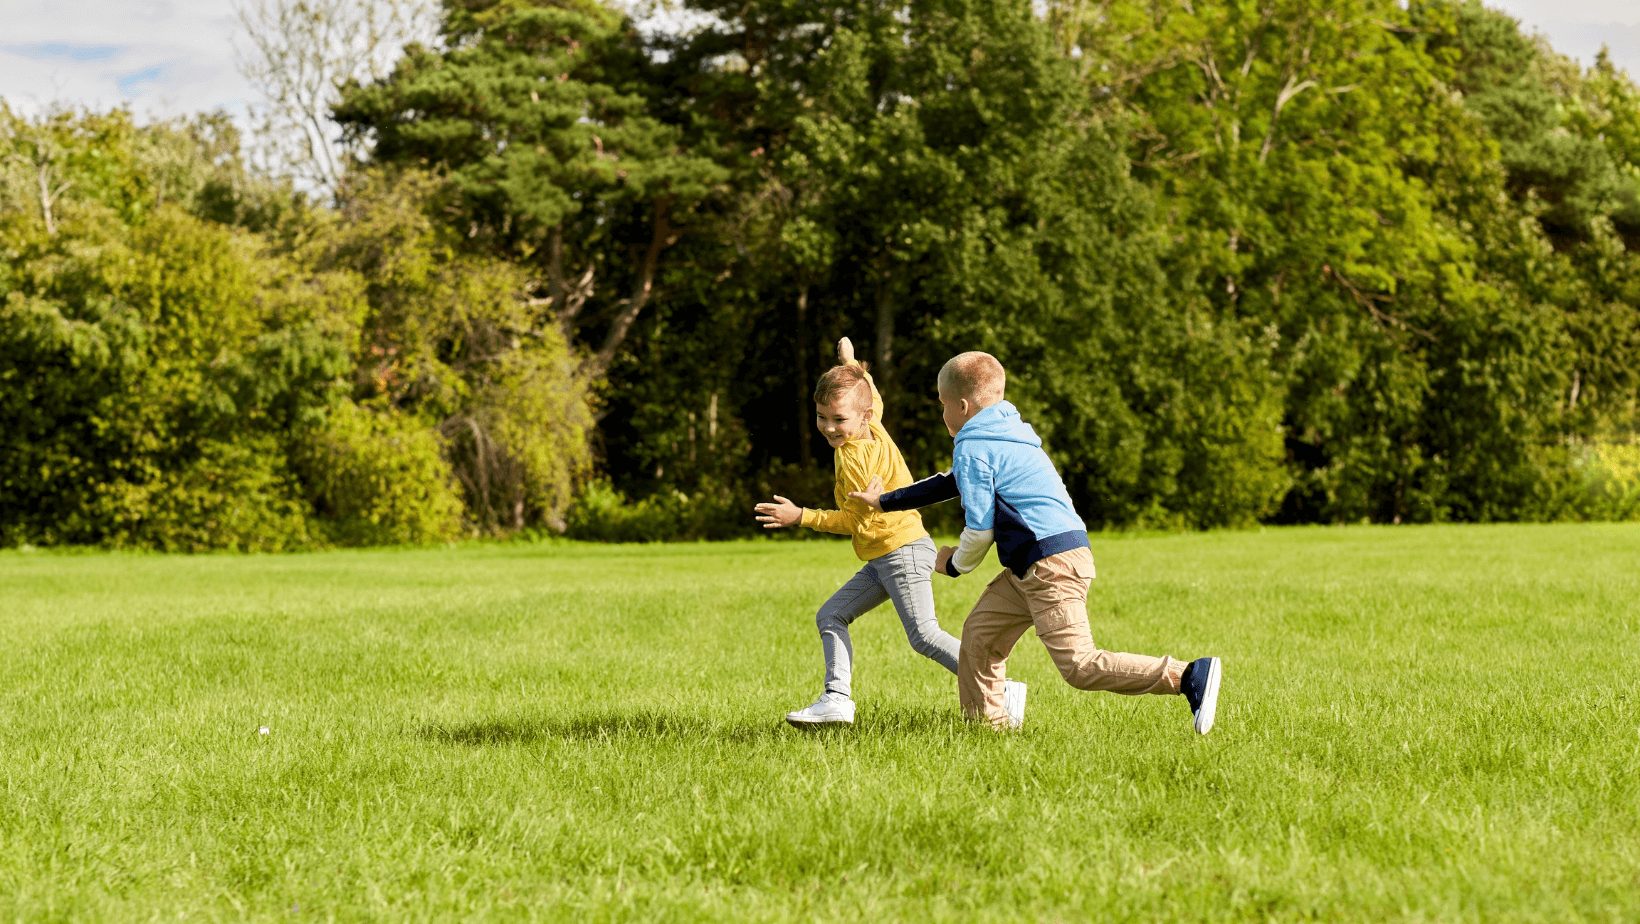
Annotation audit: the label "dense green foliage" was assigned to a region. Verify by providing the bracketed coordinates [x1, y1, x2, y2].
[0, 108, 590, 548]
[4, 525, 1639, 916]
[3, 0, 1639, 548]
[1, 109, 343, 549]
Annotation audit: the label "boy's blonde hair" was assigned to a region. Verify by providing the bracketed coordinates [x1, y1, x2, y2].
[814, 362, 873, 410]
[939, 351, 1006, 407]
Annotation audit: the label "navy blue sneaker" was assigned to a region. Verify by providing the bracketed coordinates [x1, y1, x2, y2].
[1180, 657, 1222, 734]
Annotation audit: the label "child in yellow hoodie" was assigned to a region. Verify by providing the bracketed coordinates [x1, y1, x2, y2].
[755, 339, 1025, 727]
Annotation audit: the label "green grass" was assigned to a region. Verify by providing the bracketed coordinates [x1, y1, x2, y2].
[3, 524, 1638, 921]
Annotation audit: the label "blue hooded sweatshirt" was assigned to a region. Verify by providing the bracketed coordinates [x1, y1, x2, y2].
[879, 401, 1088, 576]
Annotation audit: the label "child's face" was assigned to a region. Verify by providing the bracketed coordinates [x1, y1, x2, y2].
[815, 395, 872, 448]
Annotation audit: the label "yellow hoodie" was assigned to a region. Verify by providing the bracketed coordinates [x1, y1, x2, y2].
[799, 366, 928, 560]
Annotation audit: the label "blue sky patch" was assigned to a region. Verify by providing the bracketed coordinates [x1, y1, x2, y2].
[0, 42, 125, 62]
[116, 64, 167, 95]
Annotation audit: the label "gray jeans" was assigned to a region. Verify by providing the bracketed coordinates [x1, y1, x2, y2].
[817, 537, 959, 698]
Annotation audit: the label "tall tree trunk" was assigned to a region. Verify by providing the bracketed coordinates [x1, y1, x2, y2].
[587, 198, 675, 379]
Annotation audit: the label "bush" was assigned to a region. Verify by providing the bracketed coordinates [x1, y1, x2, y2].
[295, 401, 465, 546]
[1556, 438, 1640, 521]
[94, 437, 315, 552]
[440, 345, 594, 534]
[564, 479, 752, 543]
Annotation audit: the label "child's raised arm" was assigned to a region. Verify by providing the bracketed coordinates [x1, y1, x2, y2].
[837, 337, 885, 426]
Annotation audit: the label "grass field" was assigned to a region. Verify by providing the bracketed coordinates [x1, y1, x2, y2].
[3, 524, 1638, 921]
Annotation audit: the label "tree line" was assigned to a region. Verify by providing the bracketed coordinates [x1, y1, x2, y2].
[3, 0, 1638, 550]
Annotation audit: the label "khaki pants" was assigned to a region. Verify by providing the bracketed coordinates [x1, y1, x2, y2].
[958, 547, 1184, 727]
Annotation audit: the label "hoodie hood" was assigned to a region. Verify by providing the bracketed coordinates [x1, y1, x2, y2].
[954, 401, 1042, 448]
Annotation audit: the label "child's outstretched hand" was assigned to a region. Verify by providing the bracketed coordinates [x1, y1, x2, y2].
[837, 337, 855, 364]
[754, 495, 802, 529]
[934, 545, 958, 576]
[847, 475, 884, 511]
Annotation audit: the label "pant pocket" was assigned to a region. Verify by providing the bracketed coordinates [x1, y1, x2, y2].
[1034, 602, 1086, 635]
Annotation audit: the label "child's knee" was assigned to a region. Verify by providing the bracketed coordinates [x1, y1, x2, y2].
[959, 630, 996, 661]
[906, 626, 945, 659]
[816, 607, 843, 632]
[1052, 654, 1084, 685]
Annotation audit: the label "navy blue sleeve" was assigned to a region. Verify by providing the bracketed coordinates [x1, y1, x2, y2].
[880, 471, 960, 512]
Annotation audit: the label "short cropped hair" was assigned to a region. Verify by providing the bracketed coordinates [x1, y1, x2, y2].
[814, 362, 873, 410]
[938, 351, 1006, 407]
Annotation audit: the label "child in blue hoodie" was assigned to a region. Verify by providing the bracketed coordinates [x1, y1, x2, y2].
[851, 351, 1223, 733]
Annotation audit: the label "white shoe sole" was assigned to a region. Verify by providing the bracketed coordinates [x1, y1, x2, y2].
[1004, 681, 1027, 729]
[785, 712, 853, 727]
[1193, 658, 1222, 735]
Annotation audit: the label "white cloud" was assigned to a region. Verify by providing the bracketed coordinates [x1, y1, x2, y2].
[0, 0, 247, 120]
[1487, 0, 1637, 24]
[1486, 0, 1640, 76]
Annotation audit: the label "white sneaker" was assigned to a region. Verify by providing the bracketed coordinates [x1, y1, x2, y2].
[1181, 657, 1222, 735]
[785, 691, 855, 727]
[1003, 680, 1028, 729]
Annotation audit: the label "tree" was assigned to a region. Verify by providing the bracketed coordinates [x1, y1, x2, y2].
[333, 0, 728, 380]
[314, 169, 596, 532]
[0, 107, 480, 549]
[0, 108, 350, 548]
[234, 0, 438, 195]
[643, 0, 1288, 527]
[1046, 0, 1600, 522]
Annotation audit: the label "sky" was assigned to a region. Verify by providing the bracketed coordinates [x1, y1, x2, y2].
[1, 1, 251, 121]
[1, 0, 1638, 126]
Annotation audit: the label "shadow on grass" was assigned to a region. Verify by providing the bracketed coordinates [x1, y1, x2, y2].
[423, 710, 786, 746]
[421, 706, 967, 747]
